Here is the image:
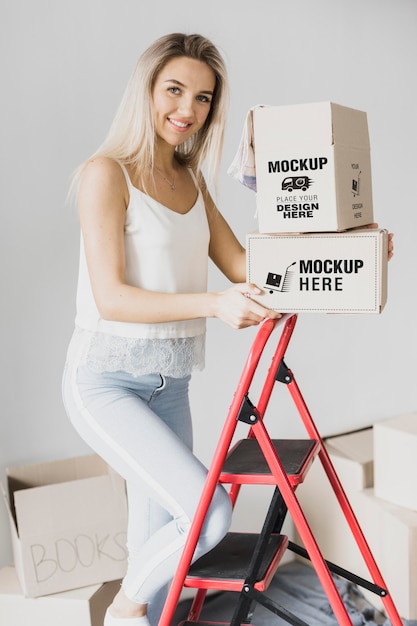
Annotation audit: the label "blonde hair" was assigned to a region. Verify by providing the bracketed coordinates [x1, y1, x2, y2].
[72, 33, 229, 196]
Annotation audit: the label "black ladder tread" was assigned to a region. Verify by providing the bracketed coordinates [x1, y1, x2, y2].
[220, 438, 319, 485]
[185, 531, 288, 591]
[180, 622, 237, 626]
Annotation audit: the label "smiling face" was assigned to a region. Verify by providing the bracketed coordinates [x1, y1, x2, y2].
[152, 56, 216, 149]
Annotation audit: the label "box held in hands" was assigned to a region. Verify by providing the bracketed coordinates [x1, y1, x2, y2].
[253, 102, 374, 233]
[1, 454, 128, 597]
[246, 228, 387, 314]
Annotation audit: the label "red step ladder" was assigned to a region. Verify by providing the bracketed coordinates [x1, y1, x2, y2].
[159, 314, 404, 626]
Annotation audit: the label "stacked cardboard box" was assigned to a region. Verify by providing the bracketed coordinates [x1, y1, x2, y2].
[294, 423, 417, 620]
[0, 454, 128, 623]
[244, 103, 405, 615]
[253, 102, 374, 234]
[245, 102, 388, 314]
[0, 566, 121, 626]
[374, 413, 417, 510]
[247, 229, 387, 314]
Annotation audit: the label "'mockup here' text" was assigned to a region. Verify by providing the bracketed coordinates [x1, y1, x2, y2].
[298, 258, 364, 291]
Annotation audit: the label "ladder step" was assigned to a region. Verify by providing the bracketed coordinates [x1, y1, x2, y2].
[220, 438, 320, 485]
[180, 622, 248, 626]
[185, 531, 288, 592]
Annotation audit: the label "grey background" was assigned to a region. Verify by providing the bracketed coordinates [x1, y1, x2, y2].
[1, 0, 416, 569]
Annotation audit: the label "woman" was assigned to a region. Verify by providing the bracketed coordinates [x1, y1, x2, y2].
[62, 33, 281, 626]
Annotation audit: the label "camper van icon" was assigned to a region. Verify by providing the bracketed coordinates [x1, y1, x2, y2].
[265, 262, 296, 294]
[281, 176, 312, 192]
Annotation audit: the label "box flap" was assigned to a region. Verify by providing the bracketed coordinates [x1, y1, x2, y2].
[253, 102, 369, 151]
[254, 102, 334, 150]
[6, 454, 108, 490]
[1, 482, 27, 592]
[330, 103, 370, 148]
[1, 478, 19, 533]
[14, 474, 127, 538]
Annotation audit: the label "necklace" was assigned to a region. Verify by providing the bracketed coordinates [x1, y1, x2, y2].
[155, 166, 176, 191]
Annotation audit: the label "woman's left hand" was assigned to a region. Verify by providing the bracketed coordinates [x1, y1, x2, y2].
[366, 223, 394, 260]
[387, 232, 394, 260]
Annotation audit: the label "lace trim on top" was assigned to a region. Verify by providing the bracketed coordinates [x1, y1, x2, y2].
[67, 327, 205, 378]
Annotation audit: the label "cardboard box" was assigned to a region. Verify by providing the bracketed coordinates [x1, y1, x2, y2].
[0, 565, 120, 626]
[246, 228, 388, 314]
[1, 454, 128, 597]
[374, 413, 417, 510]
[295, 429, 375, 578]
[294, 430, 385, 611]
[295, 428, 416, 618]
[253, 102, 374, 233]
[354, 489, 417, 620]
[324, 428, 374, 490]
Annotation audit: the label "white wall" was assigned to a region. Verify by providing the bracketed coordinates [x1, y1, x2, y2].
[1, 0, 416, 568]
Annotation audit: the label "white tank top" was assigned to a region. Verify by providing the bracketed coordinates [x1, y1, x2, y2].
[67, 163, 210, 377]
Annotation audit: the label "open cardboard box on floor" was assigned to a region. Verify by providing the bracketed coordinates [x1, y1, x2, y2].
[1, 454, 128, 597]
[246, 228, 388, 314]
[0, 565, 121, 626]
[253, 102, 374, 233]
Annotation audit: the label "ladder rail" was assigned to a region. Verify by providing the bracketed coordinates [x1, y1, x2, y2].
[285, 372, 404, 625]
[256, 313, 298, 419]
[255, 315, 402, 624]
[251, 418, 355, 626]
[158, 317, 283, 626]
[158, 315, 405, 626]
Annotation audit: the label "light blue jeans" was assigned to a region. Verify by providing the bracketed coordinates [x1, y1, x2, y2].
[62, 364, 232, 615]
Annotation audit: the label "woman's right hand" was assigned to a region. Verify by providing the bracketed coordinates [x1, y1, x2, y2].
[212, 283, 282, 329]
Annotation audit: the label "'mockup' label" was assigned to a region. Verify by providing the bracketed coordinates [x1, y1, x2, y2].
[268, 157, 328, 173]
[298, 258, 364, 291]
[270, 159, 326, 220]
